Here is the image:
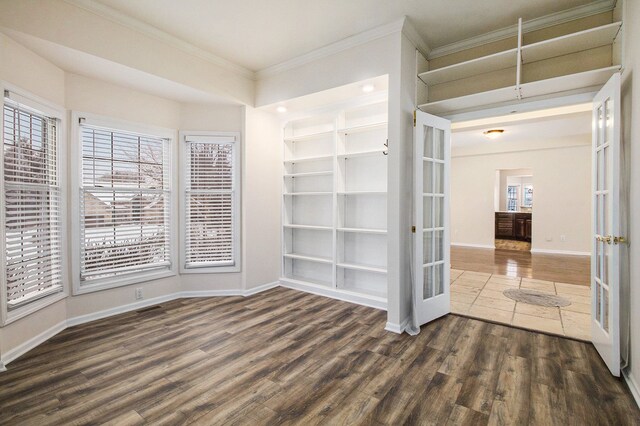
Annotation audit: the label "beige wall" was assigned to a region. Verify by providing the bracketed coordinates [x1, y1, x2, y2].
[451, 136, 591, 254]
[0, 32, 281, 363]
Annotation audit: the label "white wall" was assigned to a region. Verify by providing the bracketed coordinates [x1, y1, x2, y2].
[451, 136, 592, 254]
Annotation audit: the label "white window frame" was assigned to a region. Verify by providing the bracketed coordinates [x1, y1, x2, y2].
[0, 82, 68, 325]
[179, 131, 241, 274]
[71, 112, 178, 295]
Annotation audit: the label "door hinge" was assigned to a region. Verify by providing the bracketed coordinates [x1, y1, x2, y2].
[413, 110, 416, 127]
[411, 226, 416, 233]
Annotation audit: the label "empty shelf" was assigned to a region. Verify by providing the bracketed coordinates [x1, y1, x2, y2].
[337, 191, 386, 195]
[419, 49, 518, 86]
[284, 155, 333, 164]
[284, 171, 333, 178]
[283, 192, 332, 196]
[338, 150, 386, 159]
[284, 253, 332, 264]
[337, 227, 387, 235]
[521, 22, 621, 64]
[418, 85, 519, 115]
[283, 224, 332, 231]
[337, 122, 387, 134]
[337, 262, 387, 274]
[519, 66, 620, 99]
[284, 131, 334, 142]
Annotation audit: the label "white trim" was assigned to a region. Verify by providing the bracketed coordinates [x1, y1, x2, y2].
[0, 361, 5, 372]
[70, 111, 178, 295]
[401, 18, 431, 59]
[623, 369, 640, 409]
[61, 0, 254, 79]
[244, 281, 280, 296]
[179, 131, 242, 274]
[451, 242, 496, 249]
[279, 278, 387, 310]
[1, 320, 67, 366]
[256, 18, 406, 79]
[428, 0, 617, 59]
[385, 316, 410, 334]
[530, 248, 591, 256]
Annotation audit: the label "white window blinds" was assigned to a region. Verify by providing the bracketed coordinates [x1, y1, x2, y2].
[3, 103, 63, 309]
[184, 135, 238, 269]
[79, 124, 171, 283]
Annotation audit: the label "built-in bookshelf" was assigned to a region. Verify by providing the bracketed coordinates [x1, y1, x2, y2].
[281, 100, 388, 307]
[418, 18, 622, 115]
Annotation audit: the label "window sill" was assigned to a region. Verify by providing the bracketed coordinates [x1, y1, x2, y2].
[2, 291, 68, 326]
[179, 265, 241, 274]
[73, 269, 177, 295]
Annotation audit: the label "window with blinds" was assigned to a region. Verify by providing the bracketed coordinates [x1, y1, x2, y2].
[3, 103, 63, 310]
[79, 124, 171, 284]
[184, 134, 238, 269]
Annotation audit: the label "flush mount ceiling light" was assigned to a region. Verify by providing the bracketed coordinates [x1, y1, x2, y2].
[483, 129, 505, 139]
[362, 84, 375, 93]
[276, 106, 287, 113]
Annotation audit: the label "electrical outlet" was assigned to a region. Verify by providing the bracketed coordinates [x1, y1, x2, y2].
[135, 288, 143, 300]
[560, 235, 566, 242]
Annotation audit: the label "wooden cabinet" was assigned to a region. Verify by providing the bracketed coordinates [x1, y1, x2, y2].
[495, 212, 532, 241]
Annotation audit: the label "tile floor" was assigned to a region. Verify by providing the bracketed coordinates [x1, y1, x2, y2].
[450, 269, 591, 341]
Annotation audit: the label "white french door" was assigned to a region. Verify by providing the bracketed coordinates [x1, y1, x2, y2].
[414, 111, 451, 326]
[591, 73, 622, 377]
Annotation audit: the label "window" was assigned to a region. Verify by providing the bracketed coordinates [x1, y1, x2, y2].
[75, 115, 174, 292]
[523, 184, 533, 207]
[2, 99, 64, 312]
[507, 185, 519, 212]
[181, 132, 240, 273]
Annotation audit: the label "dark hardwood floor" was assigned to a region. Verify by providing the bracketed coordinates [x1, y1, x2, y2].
[452, 246, 591, 286]
[1, 287, 637, 425]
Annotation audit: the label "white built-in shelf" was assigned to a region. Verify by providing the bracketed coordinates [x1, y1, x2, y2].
[337, 150, 385, 160]
[519, 65, 621, 98]
[283, 192, 332, 196]
[284, 171, 333, 178]
[521, 22, 622, 64]
[284, 131, 334, 143]
[418, 48, 518, 86]
[337, 262, 387, 274]
[284, 253, 333, 264]
[283, 224, 333, 231]
[337, 191, 387, 196]
[337, 122, 387, 134]
[418, 85, 519, 115]
[284, 155, 333, 164]
[337, 227, 387, 235]
[281, 276, 333, 288]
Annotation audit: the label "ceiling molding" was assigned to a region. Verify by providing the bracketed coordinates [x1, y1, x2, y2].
[256, 18, 406, 79]
[401, 17, 431, 59]
[428, 0, 617, 59]
[62, 0, 255, 79]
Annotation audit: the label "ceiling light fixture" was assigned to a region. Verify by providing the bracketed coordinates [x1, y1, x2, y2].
[276, 106, 287, 113]
[483, 129, 504, 139]
[362, 84, 375, 93]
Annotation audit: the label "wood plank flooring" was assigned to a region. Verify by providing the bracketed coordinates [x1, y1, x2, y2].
[1, 287, 637, 425]
[452, 246, 591, 286]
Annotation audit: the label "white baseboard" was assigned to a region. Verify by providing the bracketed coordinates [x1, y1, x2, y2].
[530, 248, 590, 256]
[385, 316, 410, 334]
[1, 320, 67, 367]
[451, 243, 495, 249]
[244, 281, 280, 296]
[279, 278, 387, 310]
[623, 369, 640, 409]
[1, 282, 279, 371]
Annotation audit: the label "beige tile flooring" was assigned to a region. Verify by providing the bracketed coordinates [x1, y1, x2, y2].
[450, 269, 591, 341]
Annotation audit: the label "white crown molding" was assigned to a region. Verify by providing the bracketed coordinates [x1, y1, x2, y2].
[62, 0, 255, 80]
[401, 17, 431, 59]
[256, 18, 407, 79]
[428, 0, 617, 59]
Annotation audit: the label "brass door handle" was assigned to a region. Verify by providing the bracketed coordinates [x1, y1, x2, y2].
[614, 236, 628, 245]
[596, 235, 612, 244]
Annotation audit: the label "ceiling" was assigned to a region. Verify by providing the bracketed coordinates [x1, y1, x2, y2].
[452, 110, 592, 149]
[90, 0, 597, 72]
